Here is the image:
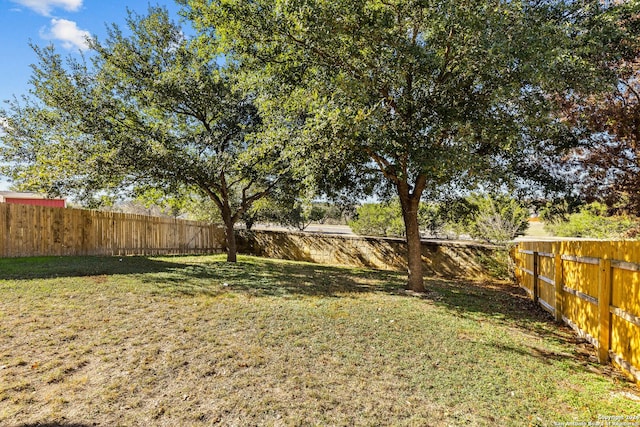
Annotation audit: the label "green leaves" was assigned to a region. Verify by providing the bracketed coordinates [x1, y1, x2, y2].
[183, 0, 620, 200]
[1, 5, 309, 260]
[348, 201, 406, 238]
[178, 0, 635, 283]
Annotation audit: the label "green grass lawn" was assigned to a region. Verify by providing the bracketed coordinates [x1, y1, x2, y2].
[1, 255, 638, 426]
[525, 221, 553, 238]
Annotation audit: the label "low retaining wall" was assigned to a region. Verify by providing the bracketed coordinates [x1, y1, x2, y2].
[236, 230, 505, 279]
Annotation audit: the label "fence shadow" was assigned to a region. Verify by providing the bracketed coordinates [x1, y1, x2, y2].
[424, 278, 638, 384]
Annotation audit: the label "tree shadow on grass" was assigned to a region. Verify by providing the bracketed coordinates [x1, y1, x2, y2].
[142, 255, 409, 298]
[0, 254, 408, 297]
[3, 254, 636, 386]
[425, 277, 586, 350]
[137, 255, 564, 337]
[487, 339, 636, 387]
[0, 254, 574, 332]
[0, 255, 202, 280]
[425, 277, 555, 327]
[146, 257, 636, 385]
[0, 254, 599, 336]
[426, 278, 639, 387]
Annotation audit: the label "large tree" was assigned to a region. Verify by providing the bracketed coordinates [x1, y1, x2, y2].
[0, 6, 303, 261]
[182, 0, 629, 291]
[558, 4, 640, 215]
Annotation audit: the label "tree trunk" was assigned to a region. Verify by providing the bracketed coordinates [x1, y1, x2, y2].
[399, 191, 425, 293]
[225, 219, 237, 262]
[221, 206, 237, 263]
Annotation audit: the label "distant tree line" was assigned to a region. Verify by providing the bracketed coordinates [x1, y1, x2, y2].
[349, 194, 530, 244]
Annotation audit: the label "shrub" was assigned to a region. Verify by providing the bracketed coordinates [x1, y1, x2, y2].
[349, 201, 405, 237]
[438, 194, 529, 243]
[468, 195, 530, 244]
[418, 203, 446, 237]
[475, 247, 515, 280]
[545, 203, 640, 239]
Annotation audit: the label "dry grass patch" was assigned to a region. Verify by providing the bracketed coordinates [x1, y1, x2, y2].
[0, 254, 638, 426]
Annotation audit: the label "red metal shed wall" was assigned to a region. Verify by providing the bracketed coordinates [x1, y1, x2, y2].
[5, 198, 66, 208]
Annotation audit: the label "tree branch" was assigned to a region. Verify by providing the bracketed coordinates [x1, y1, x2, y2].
[364, 147, 400, 185]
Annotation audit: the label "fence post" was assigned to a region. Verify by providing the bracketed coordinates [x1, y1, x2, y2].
[0, 204, 6, 257]
[598, 257, 612, 364]
[554, 253, 563, 322]
[510, 244, 518, 282]
[532, 251, 539, 302]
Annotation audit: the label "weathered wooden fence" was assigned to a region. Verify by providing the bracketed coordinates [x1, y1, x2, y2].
[513, 241, 640, 383]
[0, 203, 225, 258]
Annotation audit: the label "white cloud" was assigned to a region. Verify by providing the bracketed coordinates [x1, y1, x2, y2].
[0, 117, 11, 137]
[10, 0, 82, 16]
[40, 18, 90, 50]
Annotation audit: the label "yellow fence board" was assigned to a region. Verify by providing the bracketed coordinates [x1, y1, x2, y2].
[538, 281, 555, 311]
[611, 314, 640, 371]
[562, 260, 599, 299]
[538, 255, 554, 282]
[513, 240, 640, 383]
[563, 292, 599, 340]
[612, 268, 640, 318]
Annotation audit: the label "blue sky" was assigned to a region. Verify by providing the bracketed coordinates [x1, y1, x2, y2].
[0, 0, 184, 190]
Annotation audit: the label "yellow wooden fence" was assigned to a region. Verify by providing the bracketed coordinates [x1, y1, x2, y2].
[513, 240, 640, 383]
[0, 203, 225, 258]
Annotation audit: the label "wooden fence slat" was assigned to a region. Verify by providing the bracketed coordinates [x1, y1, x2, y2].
[562, 286, 599, 305]
[612, 260, 640, 272]
[0, 204, 224, 259]
[533, 251, 539, 302]
[561, 254, 601, 265]
[539, 275, 554, 285]
[599, 258, 612, 363]
[611, 306, 640, 329]
[0, 205, 5, 257]
[554, 253, 564, 322]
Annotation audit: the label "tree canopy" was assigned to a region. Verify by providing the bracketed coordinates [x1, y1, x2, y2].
[558, 4, 640, 215]
[2, 1, 637, 288]
[181, 0, 634, 291]
[0, 6, 305, 261]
